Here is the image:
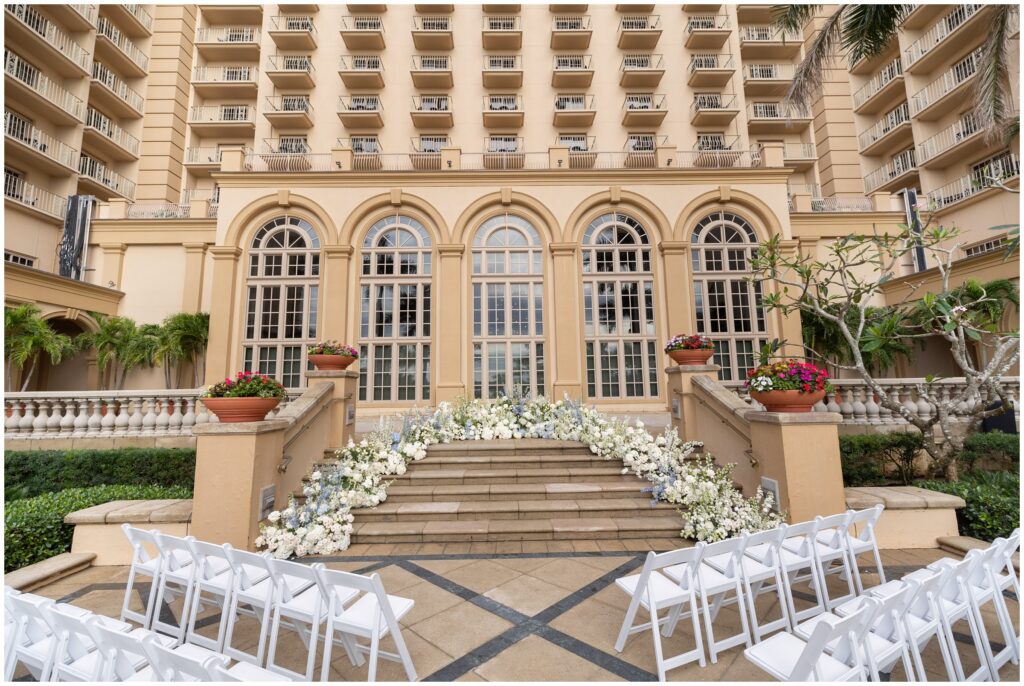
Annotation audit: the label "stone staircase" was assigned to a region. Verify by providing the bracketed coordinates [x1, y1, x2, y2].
[321, 439, 684, 545]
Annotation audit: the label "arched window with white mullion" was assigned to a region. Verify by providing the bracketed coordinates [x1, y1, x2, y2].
[581, 212, 659, 399]
[691, 211, 767, 380]
[471, 213, 546, 399]
[242, 216, 321, 388]
[358, 214, 433, 402]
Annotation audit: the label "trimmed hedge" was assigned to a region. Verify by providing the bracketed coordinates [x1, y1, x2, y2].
[839, 432, 924, 486]
[916, 471, 1020, 542]
[4, 484, 193, 572]
[958, 431, 1019, 473]
[4, 448, 195, 501]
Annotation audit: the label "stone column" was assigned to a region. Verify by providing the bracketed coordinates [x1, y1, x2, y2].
[665, 364, 720, 442]
[321, 245, 353, 342]
[306, 370, 359, 448]
[181, 242, 208, 312]
[204, 246, 242, 385]
[549, 242, 583, 399]
[659, 241, 695, 335]
[435, 244, 466, 401]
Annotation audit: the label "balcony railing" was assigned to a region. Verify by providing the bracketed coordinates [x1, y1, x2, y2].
[4, 52, 84, 121]
[5, 4, 91, 73]
[127, 202, 190, 219]
[339, 55, 383, 72]
[265, 137, 311, 153]
[553, 14, 591, 31]
[554, 54, 592, 71]
[853, 57, 902, 109]
[483, 15, 521, 31]
[916, 111, 982, 164]
[3, 173, 66, 219]
[485, 54, 521, 71]
[188, 105, 255, 123]
[192, 65, 257, 83]
[686, 14, 729, 32]
[625, 93, 666, 110]
[340, 15, 384, 32]
[690, 93, 736, 113]
[185, 147, 225, 165]
[858, 102, 910, 150]
[784, 142, 815, 159]
[411, 54, 450, 71]
[413, 15, 450, 31]
[926, 152, 1020, 211]
[269, 15, 316, 32]
[910, 47, 982, 116]
[70, 4, 99, 27]
[97, 16, 149, 72]
[748, 102, 809, 119]
[194, 26, 260, 43]
[121, 4, 153, 32]
[740, 25, 801, 42]
[413, 95, 451, 112]
[555, 94, 594, 110]
[690, 53, 734, 72]
[744, 63, 796, 80]
[4, 110, 79, 169]
[245, 152, 335, 172]
[620, 14, 660, 30]
[91, 61, 144, 114]
[79, 154, 136, 198]
[810, 196, 875, 212]
[339, 95, 382, 112]
[903, 4, 982, 68]
[85, 107, 139, 157]
[864, 148, 917, 192]
[621, 53, 664, 71]
[484, 95, 522, 112]
[266, 54, 314, 74]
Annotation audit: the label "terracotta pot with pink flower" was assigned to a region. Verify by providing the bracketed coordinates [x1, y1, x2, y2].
[200, 371, 286, 423]
[664, 334, 715, 365]
[744, 359, 832, 413]
[307, 341, 360, 370]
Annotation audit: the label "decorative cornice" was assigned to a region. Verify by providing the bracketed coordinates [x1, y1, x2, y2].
[323, 245, 355, 258]
[658, 241, 691, 255]
[208, 246, 243, 260]
[437, 244, 465, 256]
[549, 242, 578, 255]
[4, 264, 123, 314]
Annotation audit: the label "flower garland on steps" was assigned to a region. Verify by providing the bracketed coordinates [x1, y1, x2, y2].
[257, 396, 783, 558]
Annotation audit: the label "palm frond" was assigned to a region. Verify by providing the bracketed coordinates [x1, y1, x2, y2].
[841, 4, 912, 63]
[771, 4, 822, 33]
[784, 5, 846, 111]
[973, 5, 1016, 140]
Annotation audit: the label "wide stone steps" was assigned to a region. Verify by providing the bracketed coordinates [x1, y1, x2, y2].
[383, 480, 650, 502]
[354, 497, 675, 522]
[386, 465, 629, 486]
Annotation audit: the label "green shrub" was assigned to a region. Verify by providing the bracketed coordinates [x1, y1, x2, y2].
[916, 471, 1020, 542]
[4, 484, 192, 572]
[4, 448, 195, 501]
[957, 431, 1019, 474]
[839, 432, 924, 486]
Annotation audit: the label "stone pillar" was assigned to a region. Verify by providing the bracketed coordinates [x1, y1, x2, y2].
[181, 242, 207, 312]
[775, 240, 806, 358]
[306, 370, 359, 448]
[656, 144, 676, 168]
[106, 199, 131, 219]
[791, 192, 814, 213]
[665, 364, 720, 442]
[99, 243, 127, 290]
[760, 141, 785, 168]
[321, 245, 353, 342]
[204, 247, 242, 385]
[441, 147, 461, 170]
[659, 241, 694, 335]
[220, 147, 245, 172]
[548, 146, 570, 169]
[188, 199, 210, 218]
[435, 244, 466, 401]
[550, 242, 583, 399]
[331, 148, 353, 170]
[869, 191, 895, 211]
[748, 412, 846, 523]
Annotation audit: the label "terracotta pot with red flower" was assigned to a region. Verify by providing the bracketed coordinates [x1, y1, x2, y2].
[307, 341, 359, 370]
[200, 371, 286, 423]
[744, 359, 832, 413]
[664, 334, 715, 365]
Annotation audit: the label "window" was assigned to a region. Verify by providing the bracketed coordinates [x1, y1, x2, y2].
[487, 135, 519, 152]
[691, 212, 766, 381]
[277, 136, 308, 153]
[558, 134, 590, 151]
[417, 135, 448, 152]
[242, 216, 322, 388]
[696, 133, 728, 150]
[4, 251, 34, 267]
[581, 213, 659, 399]
[358, 215, 433, 402]
[281, 95, 310, 112]
[626, 133, 656, 151]
[472, 214, 546, 399]
[350, 135, 379, 153]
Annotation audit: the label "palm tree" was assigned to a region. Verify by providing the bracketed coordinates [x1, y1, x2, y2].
[4, 305, 76, 391]
[801, 304, 914, 376]
[84, 315, 160, 389]
[158, 312, 210, 388]
[774, 5, 1018, 139]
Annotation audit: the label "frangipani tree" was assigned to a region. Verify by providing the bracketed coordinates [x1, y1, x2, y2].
[750, 225, 1020, 480]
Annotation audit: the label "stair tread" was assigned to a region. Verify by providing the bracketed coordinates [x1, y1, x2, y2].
[367, 497, 672, 515]
[384, 481, 646, 496]
[354, 515, 682, 537]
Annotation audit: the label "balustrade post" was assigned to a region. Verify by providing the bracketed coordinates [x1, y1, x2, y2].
[6, 401, 22, 434]
[32, 401, 50, 435]
[127, 398, 143, 433]
[60, 400, 76, 433]
[100, 397, 117, 434]
[86, 398, 103, 434]
[114, 398, 130, 434]
[155, 397, 171, 434]
[169, 397, 184, 433]
[73, 399, 90, 435]
[181, 398, 196, 429]
[141, 398, 157, 433]
[46, 401, 63, 434]
[19, 401, 36, 434]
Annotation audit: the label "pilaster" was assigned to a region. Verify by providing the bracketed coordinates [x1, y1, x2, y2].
[549, 242, 583, 399]
[435, 244, 466, 401]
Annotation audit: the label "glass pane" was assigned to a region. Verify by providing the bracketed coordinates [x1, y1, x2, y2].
[730, 281, 752, 333]
[397, 344, 417, 400]
[597, 282, 616, 334]
[487, 283, 505, 336]
[599, 341, 619, 397]
[373, 344, 392, 401]
[536, 342, 545, 396]
[260, 286, 280, 339]
[510, 284, 529, 336]
[422, 344, 431, 400]
[511, 342, 530, 395]
[487, 343, 506, 399]
[534, 284, 544, 336]
[284, 285, 304, 339]
[620, 281, 640, 335]
[398, 284, 418, 337]
[707, 281, 728, 333]
[282, 346, 302, 387]
[585, 341, 596, 397]
[374, 285, 393, 337]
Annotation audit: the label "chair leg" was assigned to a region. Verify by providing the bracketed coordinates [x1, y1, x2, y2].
[615, 595, 643, 652]
[304, 616, 321, 681]
[647, 604, 667, 682]
[391, 624, 418, 682]
[871, 543, 886, 585]
[848, 549, 865, 596]
[265, 607, 285, 674]
[320, 621, 335, 682]
[700, 589, 718, 664]
[967, 601, 999, 681]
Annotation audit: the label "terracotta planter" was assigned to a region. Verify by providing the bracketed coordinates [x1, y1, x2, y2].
[667, 349, 714, 365]
[750, 389, 827, 413]
[308, 354, 356, 371]
[202, 397, 281, 423]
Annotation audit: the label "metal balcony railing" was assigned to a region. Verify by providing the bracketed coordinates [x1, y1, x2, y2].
[904, 4, 982, 67]
[91, 61, 144, 113]
[484, 95, 522, 112]
[265, 96, 313, 115]
[916, 111, 982, 164]
[195, 26, 260, 43]
[624, 93, 667, 111]
[5, 5, 91, 72]
[552, 15, 590, 31]
[485, 54, 521, 71]
[864, 148, 917, 192]
[621, 53, 664, 71]
[264, 137, 312, 153]
[744, 63, 796, 80]
[97, 16, 149, 71]
[741, 25, 801, 42]
[4, 110, 79, 169]
[858, 102, 910, 150]
[266, 54, 315, 74]
[85, 107, 140, 157]
[748, 102, 809, 119]
[686, 14, 729, 32]
[339, 95, 382, 112]
[122, 4, 153, 32]
[192, 66, 257, 83]
[4, 173, 67, 218]
[926, 152, 1020, 211]
[483, 15, 521, 31]
[910, 47, 982, 116]
[784, 142, 816, 159]
[625, 134, 668, 152]
[340, 55, 383, 72]
[554, 54, 592, 70]
[69, 4, 98, 27]
[269, 15, 316, 32]
[127, 202, 191, 219]
[690, 53, 734, 72]
[185, 147, 225, 165]
[690, 93, 736, 112]
[555, 94, 595, 111]
[853, 57, 903, 109]
[340, 15, 384, 32]
[413, 15, 450, 31]
[620, 15, 660, 31]
[4, 51, 84, 120]
[412, 55, 450, 70]
[189, 105, 254, 123]
[79, 154, 136, 199]
[412, 95, 450, 112]
[695, 134, 740, 151]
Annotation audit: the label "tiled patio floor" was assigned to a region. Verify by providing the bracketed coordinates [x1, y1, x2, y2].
[22, 546, 1021, 681]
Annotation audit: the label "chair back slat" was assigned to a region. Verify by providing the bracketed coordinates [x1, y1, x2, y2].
[270, 558, 320, 603]
[225, 546, 273, 591]
[94, 623, 156, 681]
[121, 524, 159, 565]
[146, 641, 220, 680]
[189, 539, 233, 581]
[703, 533, 748, 576]
[153, 532, 196, 572]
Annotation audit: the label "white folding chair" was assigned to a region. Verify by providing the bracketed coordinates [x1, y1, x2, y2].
[962, 540, 1020, 672]
[93, 622, 177, 681]
[744, 597, 877, 681]
[317, 566, 416, 682]
[6, 592, 60, 681]
[212, 659, 296, 681]
[931, 553, 998, 681]
[150, 532, 199, 644]
[752, 520, 828, 623]
[121, 525, 177, 628]
[614, 543, 707, 681]
[4, 587, 22, 678]
[664, 535, 752, 663]
[265, 559, 328, 680]
[184, 540, 236, 651]
[145, 639, 229, 681]
[222, 547, 277, 666]
[803, 512, 858, 610]
[998, 528, 1020, 601]
[46, 603, 133, 681]
[843, 505, 887, 594]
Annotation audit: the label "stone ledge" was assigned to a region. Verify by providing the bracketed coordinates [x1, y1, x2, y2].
[5, 552, 95, 591]
[845, 486, 966, 510]
[938, 535, 1021, 571]
[64, 498, 193, 525]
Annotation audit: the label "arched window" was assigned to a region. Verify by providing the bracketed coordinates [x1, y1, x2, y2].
[358, 214, 432, 402]
[471, 213, 546, 399]
[581, 212, 658, 399]
[691, 211, 767, 380]
[242, 216, 321, 388]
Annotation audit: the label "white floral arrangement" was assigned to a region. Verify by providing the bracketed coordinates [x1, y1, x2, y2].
[257, 395, 783, 558]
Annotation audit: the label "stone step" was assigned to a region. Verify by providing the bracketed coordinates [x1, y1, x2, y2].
[388, 466, 629, 486]
[410, 453, 614, 470]
[355, 497, 674, 522]
[374, 480, 652, 503]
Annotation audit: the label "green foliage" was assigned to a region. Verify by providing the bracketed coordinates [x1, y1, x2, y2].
[159, 312, 210, 388]
[909, 279, 1019, 338]
[4, 484, 192, 572]
[839, 432, 925, 486]
[4, 448, 196, 501]
[958, 431, 1020, 474]
[916, 471, 1020, 542]
[4, 304, 77, 391]
[800, 306, 913, 374]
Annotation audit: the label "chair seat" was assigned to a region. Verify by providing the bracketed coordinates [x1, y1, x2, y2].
[784, 535, 844, 560]
[845, 534, 874, 555]
[333, 593, 414, 638]
[665, 562, 736, 595]
[616, 571, 687, 611]
[796, 613, 900, 657]
[225, 660, 294, 681]
[124, 665, 158, 681]
[139, 550, 193, 573]
[865, 579, 911, 599]
[17, 635, 55, 661]
[706, 552, 775, 581]
[127, 628, 178, 647]
[279, 586, 327, 622]
[745, 632, 858, 681]
[196, 569, 234, 594]
[174, 642, 228, 663]
[238, 572, 310, 606]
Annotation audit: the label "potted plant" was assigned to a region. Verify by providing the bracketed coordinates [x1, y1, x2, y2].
[307, 341, 359, 370]
[201, 371, 286, 423]
[664, 334, 715, 365]
[745, 359, 832, 413]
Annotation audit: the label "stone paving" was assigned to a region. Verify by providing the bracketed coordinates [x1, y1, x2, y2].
[20, 546, 1021, 681]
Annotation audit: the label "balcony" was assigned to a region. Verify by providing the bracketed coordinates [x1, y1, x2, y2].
[852, 57, 904, 115]
[849, 44, 899, 76]
[552, 54, 593, 88]
[184, 147, 225, 175]
[265, 54, 315, 89]
[335, 138, 384, 171]
[411, 95, 453, 128]
[621, 93, 667, 127]
[917, 112, 992, 169]
[910, 48, 982, 121]
[4, 52, 84, 124]
[199, 5, 264, 25]
[619, 54, 664, 88]
[683, 4, 722, 10]
[4, 5, 91, 76]
[483, 95, 524, 128]
[553, 94, 595, 127]
[263, 139, 312, 158]
[268, 15, 317, 50]
[411, 55, 452, 89]
[902, 3, 947, 30]
[338, 95, 383, 128]
[858, 102, 913, 156]
[349, 4, 387, 12]
[746, 102, 812, 134]
[290, 4, 320, 13]
[408, 139, 447, 171]
[623, 135, 665, 169]
[188, 105, 256, 136]
[782, 142, 816, 171]
[339, 55, 384, 89]
[90, 62, 145, 118]
[194, 27, 261, 61]
[264, 96, 313, 128]
[688, 54, 734, 87]
[82, 107, 139, 161]
[102, 4, 153, 36]
[78, 154, 135, 200]
[48, 5, 98, 32]
[478, 137, 529, 170]
[482, 55, 522, 88]
[689, 93, 739, 126]
[483, 4, 518, 11]
[551, 15, 591, 49]
[412, 15, 453, 50]
[739, 26, 802, 59]
[4, 110, 79, 175]
[864, 148, 918, 193]
[618, 15, 661, 49]
[736, 4, 773, 23]
[687, 136, 744, 168]
[926, 152, 1020, 213]
[340, 15, 386, 50]
[95, 16, 148, 77]
[743, 63, 795, 96]
[416, 4, 453, 11]
[904, 5, 988, 74]
[482, 15, 521, 50]
[192, 66, 258, 98]
[685, 14, 729, 49]
[550, 4, 589, 12]
[617, 4, 653, 11]
[4, 174, 66, 222]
